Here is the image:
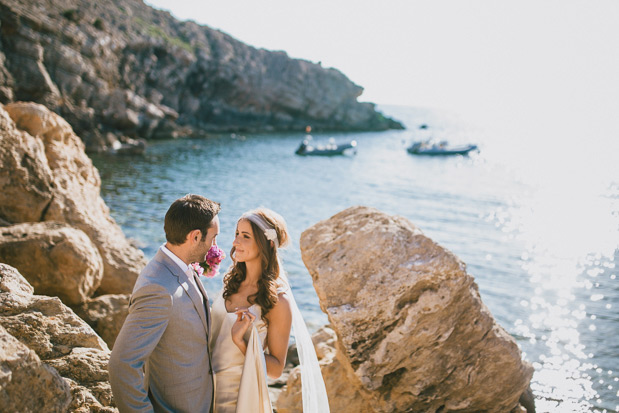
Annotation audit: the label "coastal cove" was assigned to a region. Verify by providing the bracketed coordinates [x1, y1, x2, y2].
[92, 105, 619, 412]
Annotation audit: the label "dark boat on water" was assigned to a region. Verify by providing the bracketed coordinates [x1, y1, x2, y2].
[295, 138, 357, 156]
[407, 140, 478, 156]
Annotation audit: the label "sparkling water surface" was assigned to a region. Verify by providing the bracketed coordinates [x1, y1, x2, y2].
[91, 105, 618, 412]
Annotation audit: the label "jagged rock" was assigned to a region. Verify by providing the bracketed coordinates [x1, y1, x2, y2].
[272, 326, 337, 408]
[285, 324, 337, 368]
[0, 324, 72, 412]
[310, 325, 338, 361]
[0, 260, 33, 298]
[0, 105, 54, 223]
[46, 348, 116, 412]
[0, 221, 104, 305]
[62, 377, 118, 413]
[73, 294, 130, 349]
[1, 28, 61, 106]
[0, 0, 402, 152]
[289, 206, 534, 413]
[0, 263, 114, 411]
[0, 102, 146, 294]
[0, 271, 108, 359]
[277, 326, 370, 413]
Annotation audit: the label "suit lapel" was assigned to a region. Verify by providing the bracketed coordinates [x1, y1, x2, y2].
[154, 250, 210, 337]
[181, 271, 210, 337]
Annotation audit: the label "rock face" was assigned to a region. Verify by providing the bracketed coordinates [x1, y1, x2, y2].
[0, 102, 146, 294]
[0, 0, 402, 152]
[0, 324, 72, 412]
[288, 206, 534, 412]
[277, 326, 372, 413]
[73, 294, 130, 349]
[0, 103, 53, 223]
[0, 263, 115, 412]
[0, 221, 104, 305]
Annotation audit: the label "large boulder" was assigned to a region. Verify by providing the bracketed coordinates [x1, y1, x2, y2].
[0, 263, 115, 411]
[0, 102, 146, 294]
[73, 294, 130, 349]
[0, 324, 71, 412]
[0, 221, 104, 305]
[286, 206, 534, 412]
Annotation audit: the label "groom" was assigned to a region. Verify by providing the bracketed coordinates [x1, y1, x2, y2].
[109, 194, 220, 412]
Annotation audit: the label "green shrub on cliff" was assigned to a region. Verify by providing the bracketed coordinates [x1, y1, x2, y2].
[133, 17, 193, 53]
[93, 18, 105, 31]
[62, 9, 80, 23]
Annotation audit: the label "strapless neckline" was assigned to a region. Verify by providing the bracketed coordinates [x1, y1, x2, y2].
[222, 299, 258, 314]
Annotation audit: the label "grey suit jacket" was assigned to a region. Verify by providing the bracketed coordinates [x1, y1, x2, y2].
[109, 249, 214, 413]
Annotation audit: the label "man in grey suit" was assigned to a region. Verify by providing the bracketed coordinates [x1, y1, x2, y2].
[109, 194, 220, 412]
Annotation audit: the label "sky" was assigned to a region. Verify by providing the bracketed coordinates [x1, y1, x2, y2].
[144, 0, 619, 152]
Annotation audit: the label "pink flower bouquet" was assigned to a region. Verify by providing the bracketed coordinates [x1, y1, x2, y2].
[191, 245, 226, 278]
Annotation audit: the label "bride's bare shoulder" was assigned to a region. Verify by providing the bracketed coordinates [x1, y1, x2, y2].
[269, 292, 292, 324]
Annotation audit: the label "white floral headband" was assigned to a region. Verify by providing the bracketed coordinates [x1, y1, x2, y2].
[240, 212, 279, 248]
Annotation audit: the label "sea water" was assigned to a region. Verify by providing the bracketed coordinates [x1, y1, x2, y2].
[91, 105, 618, 412]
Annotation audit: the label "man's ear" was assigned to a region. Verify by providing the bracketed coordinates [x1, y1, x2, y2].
[187, 229, 202, 243]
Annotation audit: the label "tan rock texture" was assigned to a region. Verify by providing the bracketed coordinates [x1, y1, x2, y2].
[0, 102, 146, 294]
[0, 221, 104, 305]
[0, 324, 71, 412]
[277, 326, 370, 413]
[0, 105, 53, 222]
[46, 348, 116, 412]
[0, 263, 115, 411]
[73, 294, 130, 349]
[294, 206, 534, 413]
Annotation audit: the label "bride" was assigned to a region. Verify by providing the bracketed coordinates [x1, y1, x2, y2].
[208, 208, 329, 412]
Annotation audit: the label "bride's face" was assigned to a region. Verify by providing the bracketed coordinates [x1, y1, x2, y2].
[233, 219, 260, 263]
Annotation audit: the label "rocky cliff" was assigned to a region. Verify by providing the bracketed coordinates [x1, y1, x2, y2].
[0, 0, 403, 152]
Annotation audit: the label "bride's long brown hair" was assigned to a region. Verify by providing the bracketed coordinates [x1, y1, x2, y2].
[223, 208, 290, 323]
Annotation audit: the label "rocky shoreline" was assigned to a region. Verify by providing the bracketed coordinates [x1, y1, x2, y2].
[0, 0, 403, 153]
[0, 103, 534, 412]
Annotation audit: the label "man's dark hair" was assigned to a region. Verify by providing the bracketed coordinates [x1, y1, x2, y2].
[164, 194, 221, 245]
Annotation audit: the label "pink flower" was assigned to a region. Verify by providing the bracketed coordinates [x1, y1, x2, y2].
[206, 246, 224, 265]
[190, 262, 204, 277]
[194, 245, 226, 278]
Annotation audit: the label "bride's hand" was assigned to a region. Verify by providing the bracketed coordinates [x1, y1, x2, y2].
[231, 308, 256, 354]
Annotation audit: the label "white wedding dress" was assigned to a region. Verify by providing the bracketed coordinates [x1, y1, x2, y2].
[209, 292, 272, 413]
[209, 278, 330, 413]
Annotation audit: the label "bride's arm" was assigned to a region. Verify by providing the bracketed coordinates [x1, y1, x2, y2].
[264, 292, 293, 379]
